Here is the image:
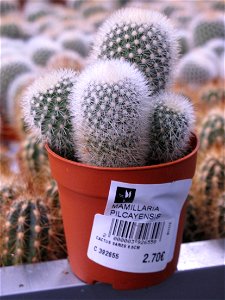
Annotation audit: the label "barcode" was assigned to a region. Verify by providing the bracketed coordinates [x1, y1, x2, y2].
[108, 218, 165, 241]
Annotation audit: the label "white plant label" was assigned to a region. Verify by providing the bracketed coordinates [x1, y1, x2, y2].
[87, 179, 192, 273]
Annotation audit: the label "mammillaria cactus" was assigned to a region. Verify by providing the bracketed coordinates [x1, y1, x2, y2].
[175, 49, 218, 87]
[70, 59, 152, 167]
[199, 109, 224, 151]
[22, 69, 78, 160]
[58, 30, 93, 58]
[0, 17, 31, 40]
[147, 92, 195, 164]
[17, 133, 51, 193]
[191, 14, 225, 47]
[196, 154, 225, 239]
[91, 7, 179, 94]
[0, 195, 66, 266]
[27, 37, 61, 67]
[0, 57, 34, 120]
[0, 0, 18, 16]
[206, 38, 225, 57]
[47, 50, 85, 72]
[199, 83, 225, 106]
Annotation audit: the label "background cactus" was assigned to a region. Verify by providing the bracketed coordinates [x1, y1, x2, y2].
[199, 109, 224, 151]
[196, 154, 224, 239]
[191, 14, 225, 47]
[27, 37, 60, 67]
[0, 195, 66, 266]
[71, 59, 152, 167]
[199, 83, 225, 106]
[175, 48, 219, 87]
[91, 7, 179, 94]
[0, 0, 18, 16]
[17, 133, 52, 194]
[0, 17, 31, 40]
[47, 50, 85, 72]
[22, 69, 78, 160]
[58, 30, 93, 58]
[147, 92, 195, 164]
[0, 57, 34, 121]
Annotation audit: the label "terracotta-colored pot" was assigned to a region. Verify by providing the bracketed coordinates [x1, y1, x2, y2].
[46, 133, 199, 290]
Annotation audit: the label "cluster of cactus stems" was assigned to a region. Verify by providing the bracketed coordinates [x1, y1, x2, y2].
[23, 7, 195, 167]
[200, 84, 225, 105]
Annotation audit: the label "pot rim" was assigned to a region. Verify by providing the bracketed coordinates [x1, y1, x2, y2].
[45, 132, 199, 172]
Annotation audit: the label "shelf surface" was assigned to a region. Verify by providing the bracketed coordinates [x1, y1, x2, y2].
[0, 239, 224, 300]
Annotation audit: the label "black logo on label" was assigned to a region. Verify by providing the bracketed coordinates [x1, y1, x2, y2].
[114, 187, 136, 203]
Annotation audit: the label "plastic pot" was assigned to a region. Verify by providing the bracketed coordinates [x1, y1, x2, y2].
[46, 133, 199, 290]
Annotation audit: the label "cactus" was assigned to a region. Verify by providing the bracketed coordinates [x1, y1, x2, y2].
[175, 49, 218, 87]
[0, 177, 23, 212]
[24, 2, 52, 22]
[217, 192, 225, 238]
[0, 195, 66, 266]
[177, 30, 190, 56]
[91, 7, 179, 95]
[199, 83, 225, 105]
[22, 69, 78, 160]
[147, 92, 195, 164]
[0, 0, 18, 16]
[0, 18, 31, 40]
[28, 37, 60, 67]
[58, 31, 92, 58]
[206, 38, 225, 57]
[0, 57, 34, 120]
[70, 59, 152, 167]
[6, 72, 36, 134]
[191, 14, 225, 47]
[199, 109, 224, 151]
[183, 194, 204, 243]
[17, 133, 51, 189]
[197, 154, 225, 239]
[47, 50, 85, 72]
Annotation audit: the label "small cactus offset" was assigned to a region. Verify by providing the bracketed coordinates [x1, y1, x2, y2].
[91, 7, 179, 94]
[70, 59, 152, 167]
[199, 109, 225, 151]
[22, 69, 78, 160]
[191, 14, 225, 47]
[148, 92, 195, 164]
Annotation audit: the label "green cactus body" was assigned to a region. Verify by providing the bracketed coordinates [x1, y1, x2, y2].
[1, 198, 50, 266]
[71, 59, 152, 167]
[23, 69, 78, 160]
[198, 156, 225, 239]
[92, 8, 178, 94]
[200, 111, 225, 150]
[192, 16, 225, 47]
[148, 92, 195, 164]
